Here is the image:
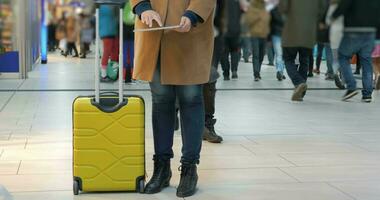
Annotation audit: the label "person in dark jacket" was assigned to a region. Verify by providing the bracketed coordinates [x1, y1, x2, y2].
[311, 0, 334, 80]
[280, 0, 327, 101]
[220, 0, 243, 80]
[332, 0, 380, 102]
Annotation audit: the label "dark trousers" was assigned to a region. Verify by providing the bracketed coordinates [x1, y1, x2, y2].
[203, 81, 216, 128]
[66, 42, 79, 56]
[309, 53, 314, 74]
[251, 37, 266, 77]
[221, 36, 240, 77]
[150, 65, 204, 164]
[267, 41, 275, 64]
[213, 35, 224, 69]
[283, 47, 313, 86]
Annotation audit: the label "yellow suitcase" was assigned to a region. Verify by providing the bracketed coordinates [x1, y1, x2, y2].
[72, 2, 145, 195]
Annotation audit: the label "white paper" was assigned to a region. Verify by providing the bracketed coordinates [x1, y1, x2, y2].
[134, 25, 181, 32]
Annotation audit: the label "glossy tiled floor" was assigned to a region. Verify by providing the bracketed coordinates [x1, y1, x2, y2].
[0, 53, 379, 200]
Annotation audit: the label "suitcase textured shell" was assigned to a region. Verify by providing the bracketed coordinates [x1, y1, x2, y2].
[73, 96, 145, 192]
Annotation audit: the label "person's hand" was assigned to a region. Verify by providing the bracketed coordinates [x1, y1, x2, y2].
[141, 10, 163, 27]
[175, 17, 192, 33]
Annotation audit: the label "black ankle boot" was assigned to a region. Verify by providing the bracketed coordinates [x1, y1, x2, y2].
[176, 164, 198, 198]
[145, 159, 172, 194]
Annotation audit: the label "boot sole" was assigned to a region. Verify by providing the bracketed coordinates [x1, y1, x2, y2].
[176, 188, 197, 198]
[144, 180, 170, 194]
[342, 91, 359, 101]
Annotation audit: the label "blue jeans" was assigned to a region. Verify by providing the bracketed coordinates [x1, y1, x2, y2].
[150, 66, 204, 164]
[251, 37, 266, 77]
[272, 35, 285, 73]
[338, 32, 375, 97]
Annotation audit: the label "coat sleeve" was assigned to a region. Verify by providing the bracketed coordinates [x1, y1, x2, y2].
[332, 0, 352, 19]
[186, 0, 216, 23]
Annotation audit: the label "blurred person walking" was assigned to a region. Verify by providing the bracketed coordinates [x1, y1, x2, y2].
[65, 15, 79, 57]
[326, 0, 345, 89]
[99, 5, 119, 82]
[267, 0, 286, 81]
[123, 1, 135, 83]
[280, 0, 327, 101]
[332, 0, 380, 102]
[220, 0, 244, 80]
[373, 28, 380, 90]
[245, 0, 271, 81]
[314, 1, 334, 80]
[131, 0, 216, 197]
[79, 13, 93, 59]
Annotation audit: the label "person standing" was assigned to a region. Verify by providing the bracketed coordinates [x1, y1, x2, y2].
[99, 5, 119, 82]
[220, 0, 243, 80]
[280, 0, 327, 101]
[123, 1, 136, 83]
[332, 0, 380, 102]
[245, 0, 271, 81]
[131, 0, 216, 197]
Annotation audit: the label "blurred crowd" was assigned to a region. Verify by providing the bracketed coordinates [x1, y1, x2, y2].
[213, 0, 380, 102]
[45, 0, 380, 101]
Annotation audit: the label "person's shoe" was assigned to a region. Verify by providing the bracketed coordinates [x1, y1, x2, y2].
[282, 75, 286, 80]
[73, 54, 79, 58]
[354, 70, 360, 75]
[224, 76, 230, 81]
[334, 74, 345, 89]
[268, 62, 274, 66]
[307, 73, 314, 77]
[100, 76, 113, 83]
[244, 58, 249, 63]
[232, 71, 238, 79]
[79, 55, 86, 59]
[313, 69, 320, 74]
[254, 77, 260, 82]
[342, 90, 359, 101]
[203, 119, 223, 143]
[145, 159, 172, 194]
[176, 164, 198, 198]
[325, 73, 334, 81]
[291, 83, 308, 101]
[362, 96, 372, 103]
[276, 72, 283, 81]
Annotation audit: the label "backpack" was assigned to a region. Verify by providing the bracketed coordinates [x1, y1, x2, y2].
[123, 1, 135, 25]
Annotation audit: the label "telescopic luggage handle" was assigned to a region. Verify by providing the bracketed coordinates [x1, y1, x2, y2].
[94, 0, 126, 6]
[94, 3, 125, 104]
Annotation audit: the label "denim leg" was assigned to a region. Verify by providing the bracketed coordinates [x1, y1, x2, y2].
[177, 85, 204, 164]
[316, 43, 324, 70]
[272, 35, 285, 73]
[338, 35, 357, 91]
[358, 35, 375, 97]
[221, 37, 231, 77]
[284, 47, 303, 86]
[325, 44, 334, 74]
[149, 67, 176, 161]
[230, 36, 241, 72]
[242, 37, 252, 60]
[251, 37, 261, 77]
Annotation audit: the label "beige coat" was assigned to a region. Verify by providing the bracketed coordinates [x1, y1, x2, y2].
[243, 0, 271, 38]
[131, 0, 216, 85]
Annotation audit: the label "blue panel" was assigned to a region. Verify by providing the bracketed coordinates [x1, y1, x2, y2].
[0, 52, 20, 73]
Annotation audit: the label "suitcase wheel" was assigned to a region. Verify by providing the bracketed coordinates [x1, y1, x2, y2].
[73, 180, 80, 195]
[137, 179, 145, 194]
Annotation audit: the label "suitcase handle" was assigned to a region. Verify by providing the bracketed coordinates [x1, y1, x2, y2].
[94, 0, 126, 6]
[95, 7, 124, 104]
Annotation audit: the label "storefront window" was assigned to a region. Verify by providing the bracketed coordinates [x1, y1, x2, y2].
[0, 0, 14, 54]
